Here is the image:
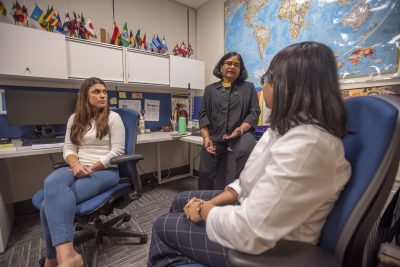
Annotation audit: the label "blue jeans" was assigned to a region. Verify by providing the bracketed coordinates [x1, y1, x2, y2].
[40, 167, 119, 258]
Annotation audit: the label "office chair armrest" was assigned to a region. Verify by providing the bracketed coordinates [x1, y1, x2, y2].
[53, 162, 68, 169]
[110, 154, 144, 164]
[228, 240, 340, 267]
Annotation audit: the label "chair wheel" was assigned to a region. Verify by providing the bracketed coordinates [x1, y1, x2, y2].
[123, 214, 131, 222]
[140, 236, 148, 244]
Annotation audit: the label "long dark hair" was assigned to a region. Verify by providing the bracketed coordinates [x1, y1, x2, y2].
[70, 77, 110, 145]
[213, 52, 248, 83]
[264, 42, 346, 137]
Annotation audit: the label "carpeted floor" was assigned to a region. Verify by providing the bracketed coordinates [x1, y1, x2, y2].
[0, 176, 198, 267]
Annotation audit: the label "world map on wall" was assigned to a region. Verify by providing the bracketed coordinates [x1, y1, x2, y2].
[225, 0, 400, 89]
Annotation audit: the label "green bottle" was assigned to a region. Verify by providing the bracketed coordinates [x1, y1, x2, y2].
[178, 116, 186, 135]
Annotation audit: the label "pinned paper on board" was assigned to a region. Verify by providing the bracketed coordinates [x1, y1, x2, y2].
[144, 99, 160, 121]
[132, 92, 143, 99]
[119, 99, 142, 113]
[0, 89, 6, 114]
[118, 92, 127, 99]
[109, 97, 118, 105]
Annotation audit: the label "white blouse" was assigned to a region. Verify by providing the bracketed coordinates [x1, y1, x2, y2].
[63, 111, 125, 168]
[206, 124, 351, 255]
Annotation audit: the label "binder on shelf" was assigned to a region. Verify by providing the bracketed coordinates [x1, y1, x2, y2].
[192, 96, 202, 121]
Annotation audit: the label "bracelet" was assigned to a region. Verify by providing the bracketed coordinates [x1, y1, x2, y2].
[196, 200, 205, 220]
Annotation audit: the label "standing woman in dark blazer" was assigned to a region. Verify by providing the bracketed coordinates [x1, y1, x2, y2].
[198, 52, 261, 190]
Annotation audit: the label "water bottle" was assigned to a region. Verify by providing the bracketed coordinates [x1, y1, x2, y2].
[178, 116, 186, 135]
[139, 114, 145, 134]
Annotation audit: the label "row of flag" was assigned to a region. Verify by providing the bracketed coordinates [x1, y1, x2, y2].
[110, 22, 169, 54]
[0, 0, 6, 16]
[1, 1, 193, 56]
[30, 4, 96, 39]
[172, 42, 194, 57]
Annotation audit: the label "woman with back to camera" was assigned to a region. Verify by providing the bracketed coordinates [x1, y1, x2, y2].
[198, 52, 260, 190]
[147, 42, 351, 267]
[40, 77, 125, 267]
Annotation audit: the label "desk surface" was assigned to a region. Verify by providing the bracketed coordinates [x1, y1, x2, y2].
[0, 132, 203, 159]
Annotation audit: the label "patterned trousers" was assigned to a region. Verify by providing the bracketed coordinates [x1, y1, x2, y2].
[147, 190, 229, 267]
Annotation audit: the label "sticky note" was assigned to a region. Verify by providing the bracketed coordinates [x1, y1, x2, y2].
[119, 92, 127, 99]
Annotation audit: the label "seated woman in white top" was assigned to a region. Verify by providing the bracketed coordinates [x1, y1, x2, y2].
[147, 42, 352, 267]
[40, 77, 125, 267]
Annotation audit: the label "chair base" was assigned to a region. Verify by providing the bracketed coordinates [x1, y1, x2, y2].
[74, 212, 148, 267]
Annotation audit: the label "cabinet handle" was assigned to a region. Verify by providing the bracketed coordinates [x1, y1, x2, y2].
[25, 67, 30, 73]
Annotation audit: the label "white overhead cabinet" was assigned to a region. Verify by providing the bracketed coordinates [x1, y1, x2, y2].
[0, 22, 67, 79]
[169, 56, 205, 90]
[66, 38, 124, 82]
[126, 49, 169, 85]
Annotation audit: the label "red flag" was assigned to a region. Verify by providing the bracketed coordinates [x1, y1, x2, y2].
[110, 22, 121, 45]
[143, 33, 147, 50]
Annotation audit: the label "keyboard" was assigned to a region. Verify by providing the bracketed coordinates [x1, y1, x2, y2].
[21, 136, 65, 148]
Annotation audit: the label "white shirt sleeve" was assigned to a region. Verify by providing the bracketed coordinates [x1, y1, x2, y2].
[226, 179, 242, 198]
[63, 114, 78, 160]
[99, 112, 125, 168]
[206, 128, 349, 255]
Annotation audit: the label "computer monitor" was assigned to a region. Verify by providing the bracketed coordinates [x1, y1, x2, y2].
[5, 89, 77, 137]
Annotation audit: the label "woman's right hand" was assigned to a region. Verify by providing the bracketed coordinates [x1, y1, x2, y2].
[204, 137, 216, 154]
[72, 163, 92, 178]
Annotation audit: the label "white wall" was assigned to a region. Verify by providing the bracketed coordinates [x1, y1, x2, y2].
[196, 0, 224, 85]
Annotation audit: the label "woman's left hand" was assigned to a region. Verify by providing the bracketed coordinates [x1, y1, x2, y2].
[184, 197, 203, 222]
[223, 127, 242, 141]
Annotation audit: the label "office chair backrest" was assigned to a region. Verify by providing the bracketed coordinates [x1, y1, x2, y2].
[112, 108, 138, 178]
[319, 95, 400, 266]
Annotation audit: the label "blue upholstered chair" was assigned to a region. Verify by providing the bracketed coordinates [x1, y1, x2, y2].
[32, 108, 147, 267]
[228, 95, 400, 267]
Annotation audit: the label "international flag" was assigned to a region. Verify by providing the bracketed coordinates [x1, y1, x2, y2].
[21, 4, 28, 25]
[78, 14, 87, 39]
[110, 22, 121, 46]
[30, 4, 43, 22]
[143, 33, 147, 50]
[44, 7, 55, 25]
[39, 6, 49, 29]
[135, 29, 142, 48]
[120, 22, 130, 47]
[130, 30, 136, 48]
[152, 34, 161, 50]
[12, 1, 23, 24]
[0, 1, 6, 16]
[161, 36, 168, 52]
[63, 11, 73, 35]
[84, 17, 97, 38]
[55, 13, 63, 33]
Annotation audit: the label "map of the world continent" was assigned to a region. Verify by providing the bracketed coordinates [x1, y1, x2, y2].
[225, 0, 400, 89]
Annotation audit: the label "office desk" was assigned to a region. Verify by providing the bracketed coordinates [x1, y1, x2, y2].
[137, 132, 203, 184]
[0, 132, 202, 252]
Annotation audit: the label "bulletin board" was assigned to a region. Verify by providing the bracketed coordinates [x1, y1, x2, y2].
[108, 90, 172, 130]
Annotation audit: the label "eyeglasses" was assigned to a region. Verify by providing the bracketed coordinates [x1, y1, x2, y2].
[260, 71, 273, 85]
[224, 61, 241, 68]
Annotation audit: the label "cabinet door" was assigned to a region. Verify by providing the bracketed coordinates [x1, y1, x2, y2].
[66, 38, 124, 82]
[126, 50, 169, 85]
[170, 56, 205, 90]
[0, 22, 67, 79]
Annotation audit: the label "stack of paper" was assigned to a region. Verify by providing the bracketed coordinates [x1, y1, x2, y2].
[0, 143, 16, 152]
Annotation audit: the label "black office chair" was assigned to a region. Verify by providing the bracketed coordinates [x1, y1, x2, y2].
[32, 108, 148, 267]
[228, 95, 400, 267]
